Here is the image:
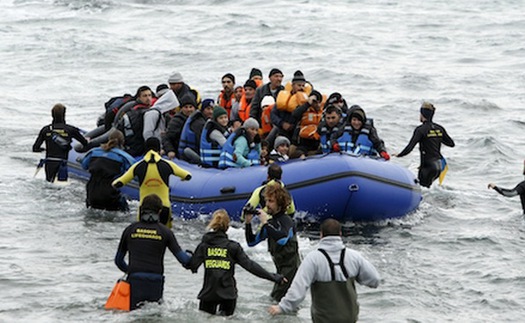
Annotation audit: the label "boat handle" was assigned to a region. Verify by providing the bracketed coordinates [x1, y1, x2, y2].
[349, 184, 359, 192]
[220, 186, 236, 194]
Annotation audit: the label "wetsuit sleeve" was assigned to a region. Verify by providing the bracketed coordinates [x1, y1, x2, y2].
[69, 126, 89, 147]
[114, 228, 129, 273]
[188, 243, 206, 273]
[166, 230, 191, 266]
[167, 160, 192, 180]
[112, 162, 138, 187]
[493, 186, 520, 197]
[32, 127, 47, 152]
[233, 242, 280, 282]
[397, 126, 424, 157]
[440, 126, 455, 148]
[278, 253, 316, 313]
[245, 222, 268, 247]
[286, 198, 296, 216]
[265, 216, 295, 246]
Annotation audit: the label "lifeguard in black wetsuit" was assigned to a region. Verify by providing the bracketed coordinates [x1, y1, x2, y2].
[32, 103, 88, 182]
[488, 162, 525, 213]
[394, 102, 455, 188]
[114, 194, 191, 310]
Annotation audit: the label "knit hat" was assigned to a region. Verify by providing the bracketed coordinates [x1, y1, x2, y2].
[249, 68, 263, 79]
[156, 84, 169, 97]
[292, 70, 306, 83]
[242, 117, 260, 129]
[180, 94, 197, 107]
[269, 68, 283, 78]
[222, 73, 235, 84]
[274, 136, 290, 149]
[244, 79, 257, 90]
[261, 95, 275, 107]
[327, 92, 343, 104]
[201, 98, 215, 110]
[168, 72, 184, 83]
[213, 106, 227, 120]
[420, 102, 435, 121]
[350, 108, 365, 123]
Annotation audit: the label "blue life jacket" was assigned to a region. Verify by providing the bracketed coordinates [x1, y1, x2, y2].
[219, 128, 260, 169]
[81, 147, 135, 174]
[178, 110, 206, 158]
[337, 126, 377, 156]
[200, 120, 230, 168]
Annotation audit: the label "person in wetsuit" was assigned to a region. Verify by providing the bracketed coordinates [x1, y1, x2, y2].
[188, 209, 285, 316]
[268, 219, 380, 322]
[244, 184, 300, 302]
[112, 137, 191, 227]
[488, 161, 525, 213]
[114, 194, 192, 310]
[81, 130, 135, 211]
[394, 102, 455, 188]
[32, 103, 88, 182]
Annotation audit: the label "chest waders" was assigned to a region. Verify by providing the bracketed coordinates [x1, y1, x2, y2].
[311, 248, 359, 323]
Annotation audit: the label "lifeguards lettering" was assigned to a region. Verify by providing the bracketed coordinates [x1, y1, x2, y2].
[205, 259, 231, 270]
[427, 129, 443, 138]
[207, 247, 228, 257]
[131, 228, 162, 240]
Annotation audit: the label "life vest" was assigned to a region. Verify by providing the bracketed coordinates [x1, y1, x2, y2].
[217, 91, 235, 118]
[275, 82, 312, 113]
[260, 103, 274, 135]
[237, 94, 252, 122]
[218, 128, 260, 169]
[298, 107, 323, 140]
[318, 121, 342, 153]
[200, 120, 230, 168]
[118, 103, 150, 157]
[337, 125, 377, 156]
[178, 110, 207, 158]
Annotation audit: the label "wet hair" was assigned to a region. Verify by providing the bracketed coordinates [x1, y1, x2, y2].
[51, 103, 66, 124]
[139, 194, 163, 222]
[320, 218, 341, 237]
[263, 184, 291, 209]
[207, 209, 230, 232]
[101, 129, 125, 151]
[134, 85, 152, 99]
[267, 163, 283, 180]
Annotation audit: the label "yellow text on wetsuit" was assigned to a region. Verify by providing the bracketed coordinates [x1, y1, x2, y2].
[205, 247, 230, 270]
[427, 129, 443, 138]
[131, 228, 162, 240]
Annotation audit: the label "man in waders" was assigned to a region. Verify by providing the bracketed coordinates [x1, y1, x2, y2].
[268, 219, 380, 322]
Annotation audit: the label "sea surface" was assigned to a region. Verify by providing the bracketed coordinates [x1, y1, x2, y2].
[1, 0, 525, 322]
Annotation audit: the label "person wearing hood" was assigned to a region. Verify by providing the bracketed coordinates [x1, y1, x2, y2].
[32, 103, 88, 182]
[268, 219, 380, 322]
[143, 90, 180, 143]
[163, 94, 197, 159]
[324, 92, 349, 116]
[393, 102, 455, 188]
[114, 194, 192, 310]
[333, 105, 390, 160]
[188, 209, 286, 316]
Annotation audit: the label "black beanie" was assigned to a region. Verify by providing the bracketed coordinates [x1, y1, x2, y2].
[180, 94, 197, 108]
[269, 68, 283, 77]
[250, 68, 263, 78]
[222, 73, 235, 84]
[244, 79, 257, 90]
[292, 70, 306, 83]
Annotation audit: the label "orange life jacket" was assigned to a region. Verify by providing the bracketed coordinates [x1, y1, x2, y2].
[237, 94, 252, 122]
[299, 106, 323, 140]
[217, 91, 235, 118]
[260, 103, 274, 135]
[276, 82, 312, 113]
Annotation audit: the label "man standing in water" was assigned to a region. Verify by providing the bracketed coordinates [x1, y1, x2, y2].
[488, 160, 525, 214]
[268, 219, 380, 323]
[393, 102, 455, 188]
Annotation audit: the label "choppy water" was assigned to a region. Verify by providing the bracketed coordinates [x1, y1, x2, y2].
[1, 0, 525, 322]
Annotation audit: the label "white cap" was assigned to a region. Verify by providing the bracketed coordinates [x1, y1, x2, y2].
[261, 95, 275, 107]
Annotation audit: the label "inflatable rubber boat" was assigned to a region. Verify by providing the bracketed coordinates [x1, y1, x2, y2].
[68, 144, 421, 222]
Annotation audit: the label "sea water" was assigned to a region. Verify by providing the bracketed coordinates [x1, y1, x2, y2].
[1, 0, 524, 322]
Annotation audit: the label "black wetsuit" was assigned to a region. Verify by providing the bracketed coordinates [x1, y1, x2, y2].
[189, 230, 281, 316]
[32, 123, 88, 182]
[245, 211, 300, 301]
[397, 121, 454, 187]
[114, 221, 190, 310]
[493, 181, 525, 213]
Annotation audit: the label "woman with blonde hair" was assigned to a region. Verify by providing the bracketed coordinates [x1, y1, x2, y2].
[189, 209, 285, 316]
[81, 130, 135, 211]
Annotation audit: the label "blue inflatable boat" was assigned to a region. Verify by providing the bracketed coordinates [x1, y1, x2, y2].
[68, 145, 421, 223]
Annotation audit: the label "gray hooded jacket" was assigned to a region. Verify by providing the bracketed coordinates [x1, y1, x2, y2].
[143, 91, 180, 142]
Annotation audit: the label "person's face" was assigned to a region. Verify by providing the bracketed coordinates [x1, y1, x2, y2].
[260, 146, 269, 157]
[325, 112, 341, 128]
[246, 127, 258, 138]
[169, 82, 183, 93]
[277, 144, 289, 155]
[217, 114, 229, 127]
[269, 73, 283, 88]
[181, 104, 195, 117]
[222, 78, 234, 92]
[265, 195, 280, 215]
[203, 106, 214, 119]
[234, 87, 244, 100]
[244, 87, 256, 100]
[351, 117, 363, 130]
[291, 81, 305, 93]
[138, 90, 153, 106]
